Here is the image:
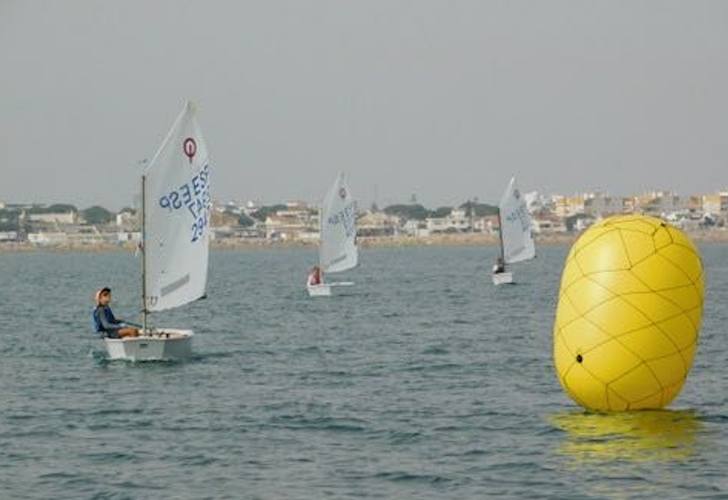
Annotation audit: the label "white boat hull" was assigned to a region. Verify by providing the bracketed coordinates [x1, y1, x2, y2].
[306, 281, 354, 297]
[492, 272, 514, 286]
[104, 329, 193, 361]
[307, 284, 332, 297]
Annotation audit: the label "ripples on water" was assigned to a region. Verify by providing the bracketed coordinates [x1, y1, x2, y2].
[0, 245, 727, 499]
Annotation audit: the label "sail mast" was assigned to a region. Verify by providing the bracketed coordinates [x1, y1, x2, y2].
[318, 203, 323, 267]
[141, 173, 148, 333]
[496, 208, 505, 263]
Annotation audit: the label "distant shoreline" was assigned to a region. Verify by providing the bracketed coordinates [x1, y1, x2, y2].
[2, 230, 728, 253]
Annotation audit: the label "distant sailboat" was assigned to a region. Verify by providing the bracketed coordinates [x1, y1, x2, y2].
[105, 101, 211, 360]
[492, 177, 535, 285]
[307, 173, 358, 297]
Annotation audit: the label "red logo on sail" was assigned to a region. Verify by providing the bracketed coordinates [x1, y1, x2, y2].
[183, 138, 197, 163]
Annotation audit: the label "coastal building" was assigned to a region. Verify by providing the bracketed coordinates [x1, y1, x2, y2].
[574, 216, 595, 232]
[402, 219, 429, 237]
[524, 191, 548, 213]
[533, 214, 567, 233]
[211, 226, 265, 241]
[473, 215, 499, 234]
[583, 193, 625, 217]
[28, 226, 117, 246]
[702, 192, 728, 215]
[0, 231, 18, 242]
[211, 210, 239, 227]
[243, 200, 261, 215]
[357, 211, 399, 237]
[425, 208, 471, 233]
[263, 202, 318, 240]
[115, 209, 138, 230]
[636, 191, 685, 216]
[27, 232, 69, 246]
[552, 195, 586, 218]
[265, 214, 305, 240]
[117, 231, 141, 244]
[28, 210, 77, 225]
[685, 195, 703, 214]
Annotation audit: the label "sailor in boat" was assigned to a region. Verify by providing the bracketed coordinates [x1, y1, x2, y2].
[92, 287, 140, 339]
[492, 257, 506, 274]
[307, 266, 323, 286]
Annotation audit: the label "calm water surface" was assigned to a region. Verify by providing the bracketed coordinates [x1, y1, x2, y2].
[1, 245, 727, 499]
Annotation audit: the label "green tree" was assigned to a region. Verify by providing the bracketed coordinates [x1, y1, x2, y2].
[383, 204, 430, 220]
[250, 204, 287, 221]
[459, 201, 499, 217]
[430, 206, 453, 218]
[238, 213, 255, 227]
[29, 203, 78, 214]
[82, 206, 114, 224]
[0, 209, 19, 231]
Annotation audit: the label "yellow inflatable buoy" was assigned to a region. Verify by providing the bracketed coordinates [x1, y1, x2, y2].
[553, 215, 704, 411]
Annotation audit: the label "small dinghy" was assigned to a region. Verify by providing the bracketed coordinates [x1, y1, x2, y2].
[105, 329, 193, 361]
[105, 101, 211, 361]
[491, 271, 514, 286]
[492, 177, 535, 286]
[306, 173, 358, 297]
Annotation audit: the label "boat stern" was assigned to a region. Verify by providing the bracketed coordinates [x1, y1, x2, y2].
[104, 329, 194, 361]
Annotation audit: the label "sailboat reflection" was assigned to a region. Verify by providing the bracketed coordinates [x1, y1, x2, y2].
[550, 410, 702, 462]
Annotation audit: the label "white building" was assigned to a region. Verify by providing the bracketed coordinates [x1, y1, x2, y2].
[532, 216, 567, 233]
[425, 208, 471, 233]
[116, 210, 137, 229]
[524, 191, 548, 213]
[117, 232, 141, 243]
[583, 193, 625, 217]
[28, 232, 69, 245]
[28, 211, 77, 225]
[574, 217, 595, 232]
[264, 204, 318, 240]
[402, 220, 429, 237]
[473, 216, 499, 234]
[358, 211, 399, 237]
[702, 192, 728, 215]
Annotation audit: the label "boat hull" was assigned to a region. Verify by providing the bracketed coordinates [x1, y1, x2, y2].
[492, 272, 514, 286]
[104, 329, 193, 361]
[306, 281, 355, 297]
[307, 284, 332, 297]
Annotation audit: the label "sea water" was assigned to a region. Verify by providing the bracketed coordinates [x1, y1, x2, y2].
[1, 245, 727, 499]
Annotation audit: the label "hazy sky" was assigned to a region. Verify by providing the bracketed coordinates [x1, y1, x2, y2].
[2, 1, 727, 210]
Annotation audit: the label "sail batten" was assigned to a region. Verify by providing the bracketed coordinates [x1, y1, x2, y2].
[143, 101, 211, 312]
[499, 177, 535, 265]
[319, 173, 358, 273]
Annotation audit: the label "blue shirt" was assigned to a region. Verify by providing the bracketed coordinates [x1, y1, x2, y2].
[92, 305, 123, 336]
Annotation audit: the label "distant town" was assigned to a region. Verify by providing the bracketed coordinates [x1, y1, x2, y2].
[1, 189, 728, 248]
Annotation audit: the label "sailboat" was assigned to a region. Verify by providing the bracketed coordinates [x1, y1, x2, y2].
[306, 172, 358, 297]
[105, 101, 211, 360]
[492, 177, 535, 285]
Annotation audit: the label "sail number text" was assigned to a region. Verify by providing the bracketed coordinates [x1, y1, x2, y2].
[327, 202, 356, 238]
[505, 204, 531, 233]
[158, 164, 212, 242]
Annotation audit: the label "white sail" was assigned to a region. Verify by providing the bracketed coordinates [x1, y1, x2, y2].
[499, 177, 535, 264]
[144, 101, 211, 312]
[319, 172, 358, 273]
